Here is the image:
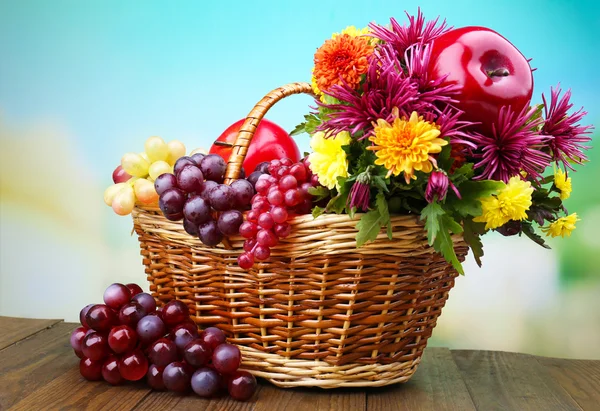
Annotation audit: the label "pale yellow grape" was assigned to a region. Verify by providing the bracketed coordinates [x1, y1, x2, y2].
[148, 160, 171, 181]
[145, 136, 169, 162]
[122, 153, 150, 177]
[104, 183, 127, 206]
[112, 185, 136, 215]
[166, 140, 186, 165]
[134, 178, 159, 204]
[190, 147, 208, 155]
[139, 152, 150, 162]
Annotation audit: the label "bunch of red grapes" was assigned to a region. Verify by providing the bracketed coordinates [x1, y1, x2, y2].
[70, 283, 257, 401]
[154, 153, 254, 247]
[238, 158, 318, 269]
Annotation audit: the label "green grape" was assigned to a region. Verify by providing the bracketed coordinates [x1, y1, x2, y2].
[134, 179, 158, 204]
[104, 183, 127, 206]
[167, 140, 186, 165]
[145, 136, 169, 163]
[112, 185, 135, 215]
[149, 161, 171, 181]
[122, 153, 150, 177]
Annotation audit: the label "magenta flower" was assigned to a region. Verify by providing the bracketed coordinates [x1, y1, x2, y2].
[369, 9, 450, 57]
[348, 180, 371, 212]
[425, 171, 450, 203]
[317, 50, 418, 138]
[541, 85, 593, 170]
[469, 105, 551, 182]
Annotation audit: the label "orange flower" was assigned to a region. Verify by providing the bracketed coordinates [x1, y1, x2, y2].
[313, 34, 373, 93]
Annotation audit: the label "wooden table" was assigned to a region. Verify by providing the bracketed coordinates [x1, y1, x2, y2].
[1, 317, 598, 411]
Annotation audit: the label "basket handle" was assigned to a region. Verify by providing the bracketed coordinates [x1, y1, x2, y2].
[224, 82, 315, 183]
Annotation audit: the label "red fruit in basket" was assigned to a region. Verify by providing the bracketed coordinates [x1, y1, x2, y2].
[191, 367, 221, 398]
[136, 315, 166, 345]
[103, 283, 131, 310]
[210, 118, 300, 175]
[85, 304, 117, 332]
[119, 349, 149, 381]
[154, 173, 178, 196]
[217, 210, 244, 236]
[159, 188, 186, 218]
[199, 220, 223, 246]
[428, 26, 533, 135]
[149, 338, 179, 367]
[119, 302, 147, 327]
[79, 304, 94, 328]
[230, 179, 255, 208]
[102, 355, 124, 385]
[70, 326, 88, 353]
[126, 283, 144, 297]
[200, 327, 227, 351]
[212, 343, 241, 375]
[183, 339, 211, 367]
[228, 371, 257, 401]
[82, 332, 110, 361]
[183, 195, 212, 225]
[112, 165, 131, 184]
[172, 327, 199, 354]
[147, 364, 166, 390]
[174, 156, 196, 176]
[177, 164, 204, 193]
[199, 154, 228, 183]
[132, 292, 157, 314]
[108, 325, 138, 354]
[163, 362, 192, 392]
[162, 300, 190, 327]
[80, 357, 103, 381]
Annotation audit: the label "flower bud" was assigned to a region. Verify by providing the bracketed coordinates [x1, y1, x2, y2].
[425, 171, 449, 203]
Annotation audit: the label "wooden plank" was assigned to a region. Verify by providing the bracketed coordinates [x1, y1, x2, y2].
[0, 316, 62, 350]
[0, 322, 76, 409]
[367, 347, 476, 411]
[133, 387, 262, 410]
[10, 367, 151, 410]
[254, 381, 365, 411]
[538, 356, 600, 411]
[452, 350, 583, 411]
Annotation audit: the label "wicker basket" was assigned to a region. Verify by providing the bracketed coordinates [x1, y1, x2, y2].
[132, 82, 469, 388]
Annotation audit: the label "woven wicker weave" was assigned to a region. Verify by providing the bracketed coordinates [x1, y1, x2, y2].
[132, 82, 469, 388]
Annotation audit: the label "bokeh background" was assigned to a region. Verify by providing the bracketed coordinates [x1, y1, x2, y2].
[1, 0, 598, 359]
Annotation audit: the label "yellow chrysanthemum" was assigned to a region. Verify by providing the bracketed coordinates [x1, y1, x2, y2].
[308, 131, 351, 189]
[554, 168, 572, 200]
[367, 109, 447, 183]
[542, 213, 579, 238]
[473, 176, 534, 230]
[332, 25, 369, 38]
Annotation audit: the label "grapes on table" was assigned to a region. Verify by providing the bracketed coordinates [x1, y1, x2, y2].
[71, 282, 257, 402]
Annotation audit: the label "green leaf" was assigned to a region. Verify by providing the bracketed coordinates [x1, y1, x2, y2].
[433, 214, 465, 275]
[356, 209, 383, 247]
[420, 202, 445, 246]
[308, 186, 330, 201]
[372, 175, 389, 193]
[521, 222, 551, 249]
[463, 218, 486, 267]
[290, 122, 306, 137]
[326, 194, 347, 214]
[450, 163, 474, 187]
[312, 206, 325, 219]
[290, 113, 322, 136]
[437, 143, 453, 170]
[447, 180, 505, 217]
[376, 192, 393, 240]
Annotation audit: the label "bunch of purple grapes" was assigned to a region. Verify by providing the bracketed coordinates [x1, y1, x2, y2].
[154, 153, 255, 247]
[70, 282, 257, 401]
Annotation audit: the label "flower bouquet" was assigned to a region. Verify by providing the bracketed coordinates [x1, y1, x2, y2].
[105, 9, 593, 388]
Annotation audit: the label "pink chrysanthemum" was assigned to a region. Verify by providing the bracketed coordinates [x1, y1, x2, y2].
[348, 180, 371, 211]
[403, 43, 460, 110]
[541, 85, 593, 170]
[317, 51, 418, 138]
[470, 105, 551, 182]
[369, 9, 450, 56]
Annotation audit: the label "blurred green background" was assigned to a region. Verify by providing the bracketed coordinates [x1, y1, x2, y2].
[1, 0, 598, 359]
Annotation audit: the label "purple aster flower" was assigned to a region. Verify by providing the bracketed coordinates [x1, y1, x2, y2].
[403, 43, 460, 111]
[317, 50, 418, 138]
[541, 85, 593, 170]
[469, 105, 551, 182]
[369, 9, 451, 57]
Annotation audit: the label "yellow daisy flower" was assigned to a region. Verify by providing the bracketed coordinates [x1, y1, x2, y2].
[542, 213, 579, 238]
[554, 168, 572, 200]
[473, 176, 534, 230]
[367, 109, 447, 183]
[308, 131, 351, 190]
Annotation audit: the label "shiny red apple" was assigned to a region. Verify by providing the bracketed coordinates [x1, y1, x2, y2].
[428, 26, 533, 135]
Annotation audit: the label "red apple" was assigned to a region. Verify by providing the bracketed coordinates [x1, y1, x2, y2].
[427, 26, 533, 135]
